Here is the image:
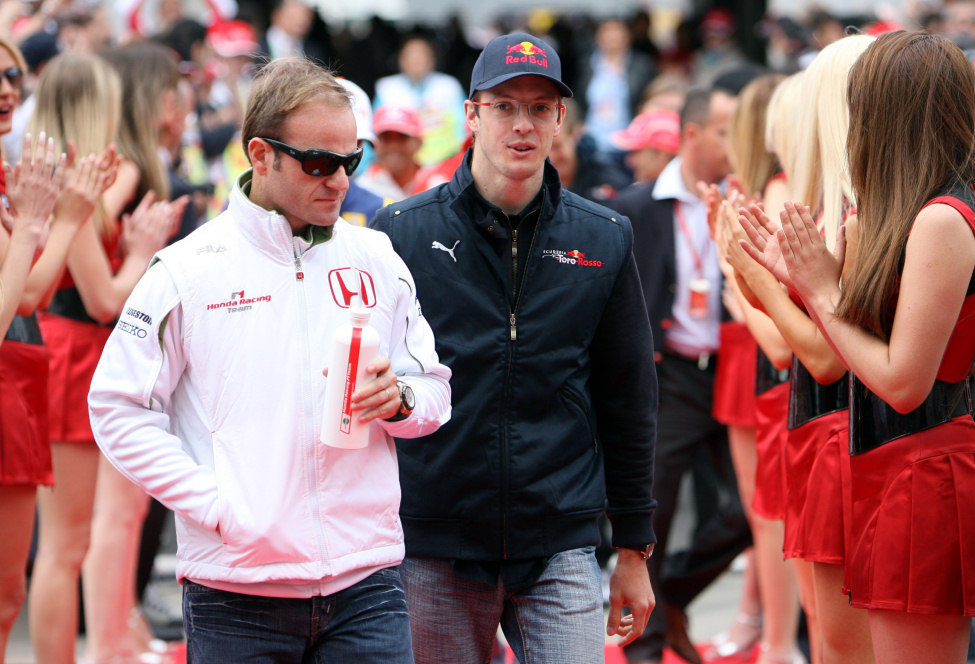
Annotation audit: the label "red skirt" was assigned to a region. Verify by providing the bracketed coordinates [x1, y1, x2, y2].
[783, 409, 848, 564]
[37, 312, 111, 444]
[0, 340, 53, 485]
[847, 415, 975, 615]
[712, 322, 758, 427]
[752, 382, 789, 521]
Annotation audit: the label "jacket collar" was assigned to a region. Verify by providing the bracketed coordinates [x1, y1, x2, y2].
[229, 169, 334, 262]
[447, 149, 561, 237]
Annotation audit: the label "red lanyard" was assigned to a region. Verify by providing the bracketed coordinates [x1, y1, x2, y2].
[674, 200, 708, 278]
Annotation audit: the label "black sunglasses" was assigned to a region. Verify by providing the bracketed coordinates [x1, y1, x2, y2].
[261, 137, 363, 177]
[0, 66, 22, 89]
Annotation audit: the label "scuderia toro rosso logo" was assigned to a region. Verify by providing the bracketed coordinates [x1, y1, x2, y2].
[542, 249, 604, 267]
[505, 41, 549, 68]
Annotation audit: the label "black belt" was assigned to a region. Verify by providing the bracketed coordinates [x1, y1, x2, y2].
[3, 313, 43, 345]
[46, 287, 110, 327]
[755, 350, 790, 396]
[787, 359, 849, 430]
[663, 348, 716, 371]
[849, 372, 975, 455]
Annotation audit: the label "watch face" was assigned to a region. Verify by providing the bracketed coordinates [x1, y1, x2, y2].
[401, 384, 416, 410]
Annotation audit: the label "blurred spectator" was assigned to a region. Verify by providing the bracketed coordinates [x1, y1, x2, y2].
[549, 97, 630, 204]
[579, 17, 656, 154]
[374, 34, 467, 166]
[336, 76, 389, 226]
[629, 9, 660, 61]
[1, 29, 59, 162]
[410, 134, 471, 194]
[712, 62, 766, 96]
[692, 7, 745, 84]
[611, 108, 681, 183]
[258, 0, 325, 62]
[639, 74, 689, 114]
[205, 19, 258, 126]
[764, 16, 807, 72]
[945, 0, 975, 49]
[357, 105, 423, 201]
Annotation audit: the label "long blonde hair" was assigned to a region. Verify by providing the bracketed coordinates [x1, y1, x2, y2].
[729, 74, 784, 196]
[839, 31, 975, 339]
[102, 41, 180, 202]
[28, 52, 121, 237]
[764, 72, 805, 186]
[791, 35, 874, 250]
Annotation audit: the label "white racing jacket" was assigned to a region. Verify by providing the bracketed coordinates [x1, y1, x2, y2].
[88, 171, 451, 595]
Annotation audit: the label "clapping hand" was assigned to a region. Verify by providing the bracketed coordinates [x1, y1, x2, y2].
[4, 132, 66, 249]
[776, 201, 847, 302]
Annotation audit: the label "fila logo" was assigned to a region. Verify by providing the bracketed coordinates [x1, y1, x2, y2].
[432, 240, 460, 262]
[328, 268, 377, 308]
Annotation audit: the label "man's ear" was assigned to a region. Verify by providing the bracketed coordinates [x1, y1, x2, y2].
[248, 137, 272, 175]
[464, 99, 479, 138]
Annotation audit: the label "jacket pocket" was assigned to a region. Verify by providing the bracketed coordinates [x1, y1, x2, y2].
[559, 385, 599, 454]
[211, 430, 317, 567]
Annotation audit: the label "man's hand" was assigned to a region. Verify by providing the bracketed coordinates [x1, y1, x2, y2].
[323, 357, 402, 422]
[607, 548, 656, 646]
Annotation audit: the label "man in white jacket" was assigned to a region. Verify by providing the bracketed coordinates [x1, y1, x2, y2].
[88, 58, 451, 662]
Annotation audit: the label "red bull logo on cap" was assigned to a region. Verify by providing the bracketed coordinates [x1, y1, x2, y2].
[505, 41, 549, 68]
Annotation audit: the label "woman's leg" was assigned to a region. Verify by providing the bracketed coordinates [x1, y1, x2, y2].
[790, 558, 818, 664]
[812, 562, 873, 664]
[754, 516, 802, 664]
[868, 610, 970, 664]
[29, 441, 100, 664]
[0, 485, 38, 661]
[82, 455, 152, 662]
[707, 425, 762, 653]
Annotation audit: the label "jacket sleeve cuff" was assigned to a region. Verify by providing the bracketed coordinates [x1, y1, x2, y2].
[608, 512, 657, 550]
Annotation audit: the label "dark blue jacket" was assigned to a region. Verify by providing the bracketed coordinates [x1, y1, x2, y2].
[371, 153, 657, 560]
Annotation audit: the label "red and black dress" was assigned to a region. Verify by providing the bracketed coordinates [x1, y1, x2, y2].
[713, 321, 758, 428]
[752, 350, 790, 521]
[782, 358, 849, 564]
[0, 165, 53, 486]
[0, 314, 53, 485]
[846, 181, 975, 615]
[38, 233, 121, 444]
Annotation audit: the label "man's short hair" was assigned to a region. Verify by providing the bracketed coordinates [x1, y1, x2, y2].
[241, 57, 351, 160]
[679, 87, 715, 130]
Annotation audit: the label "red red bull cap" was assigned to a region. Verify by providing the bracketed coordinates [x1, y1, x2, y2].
[469, 32, 572, 98]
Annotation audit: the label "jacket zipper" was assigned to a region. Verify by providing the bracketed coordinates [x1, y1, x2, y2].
[294, 243, 330, 576]
[501, 219, 539, 558]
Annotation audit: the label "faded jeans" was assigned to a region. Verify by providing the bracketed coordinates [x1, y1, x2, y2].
[401, 547, 604, 664]
[182, 566, 414, 663]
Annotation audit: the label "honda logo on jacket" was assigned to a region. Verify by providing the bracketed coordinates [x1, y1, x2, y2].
[328, 268, 377, 308]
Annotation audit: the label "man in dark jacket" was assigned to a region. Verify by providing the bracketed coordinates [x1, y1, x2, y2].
[612, 87, 750, 664]
[372, 32, 658, 664]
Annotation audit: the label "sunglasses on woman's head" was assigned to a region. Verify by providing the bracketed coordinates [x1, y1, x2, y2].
[0, 66, 22, 89]
[261, 137, 363, 177]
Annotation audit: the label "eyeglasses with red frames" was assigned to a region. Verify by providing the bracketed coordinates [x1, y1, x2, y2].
[471, 99, 565, 124]
[261, 137, 363, 177]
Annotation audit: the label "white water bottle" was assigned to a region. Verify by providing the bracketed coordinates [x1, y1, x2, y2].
[320, 304, 380, 449]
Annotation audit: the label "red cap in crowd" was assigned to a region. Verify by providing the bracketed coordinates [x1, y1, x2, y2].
[373, 106, 424, 139]
[611, 109, 681, 154]
[207, 20, 258, 58]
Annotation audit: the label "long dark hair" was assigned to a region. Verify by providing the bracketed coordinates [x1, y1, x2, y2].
[839, 31, 975, 339]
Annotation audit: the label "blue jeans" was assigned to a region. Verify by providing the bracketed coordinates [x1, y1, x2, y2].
[401, 547, 604, 664]
[182, 566, 414, 663]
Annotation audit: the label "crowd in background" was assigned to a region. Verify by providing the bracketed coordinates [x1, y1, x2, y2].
[1, 0, 975, 663]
